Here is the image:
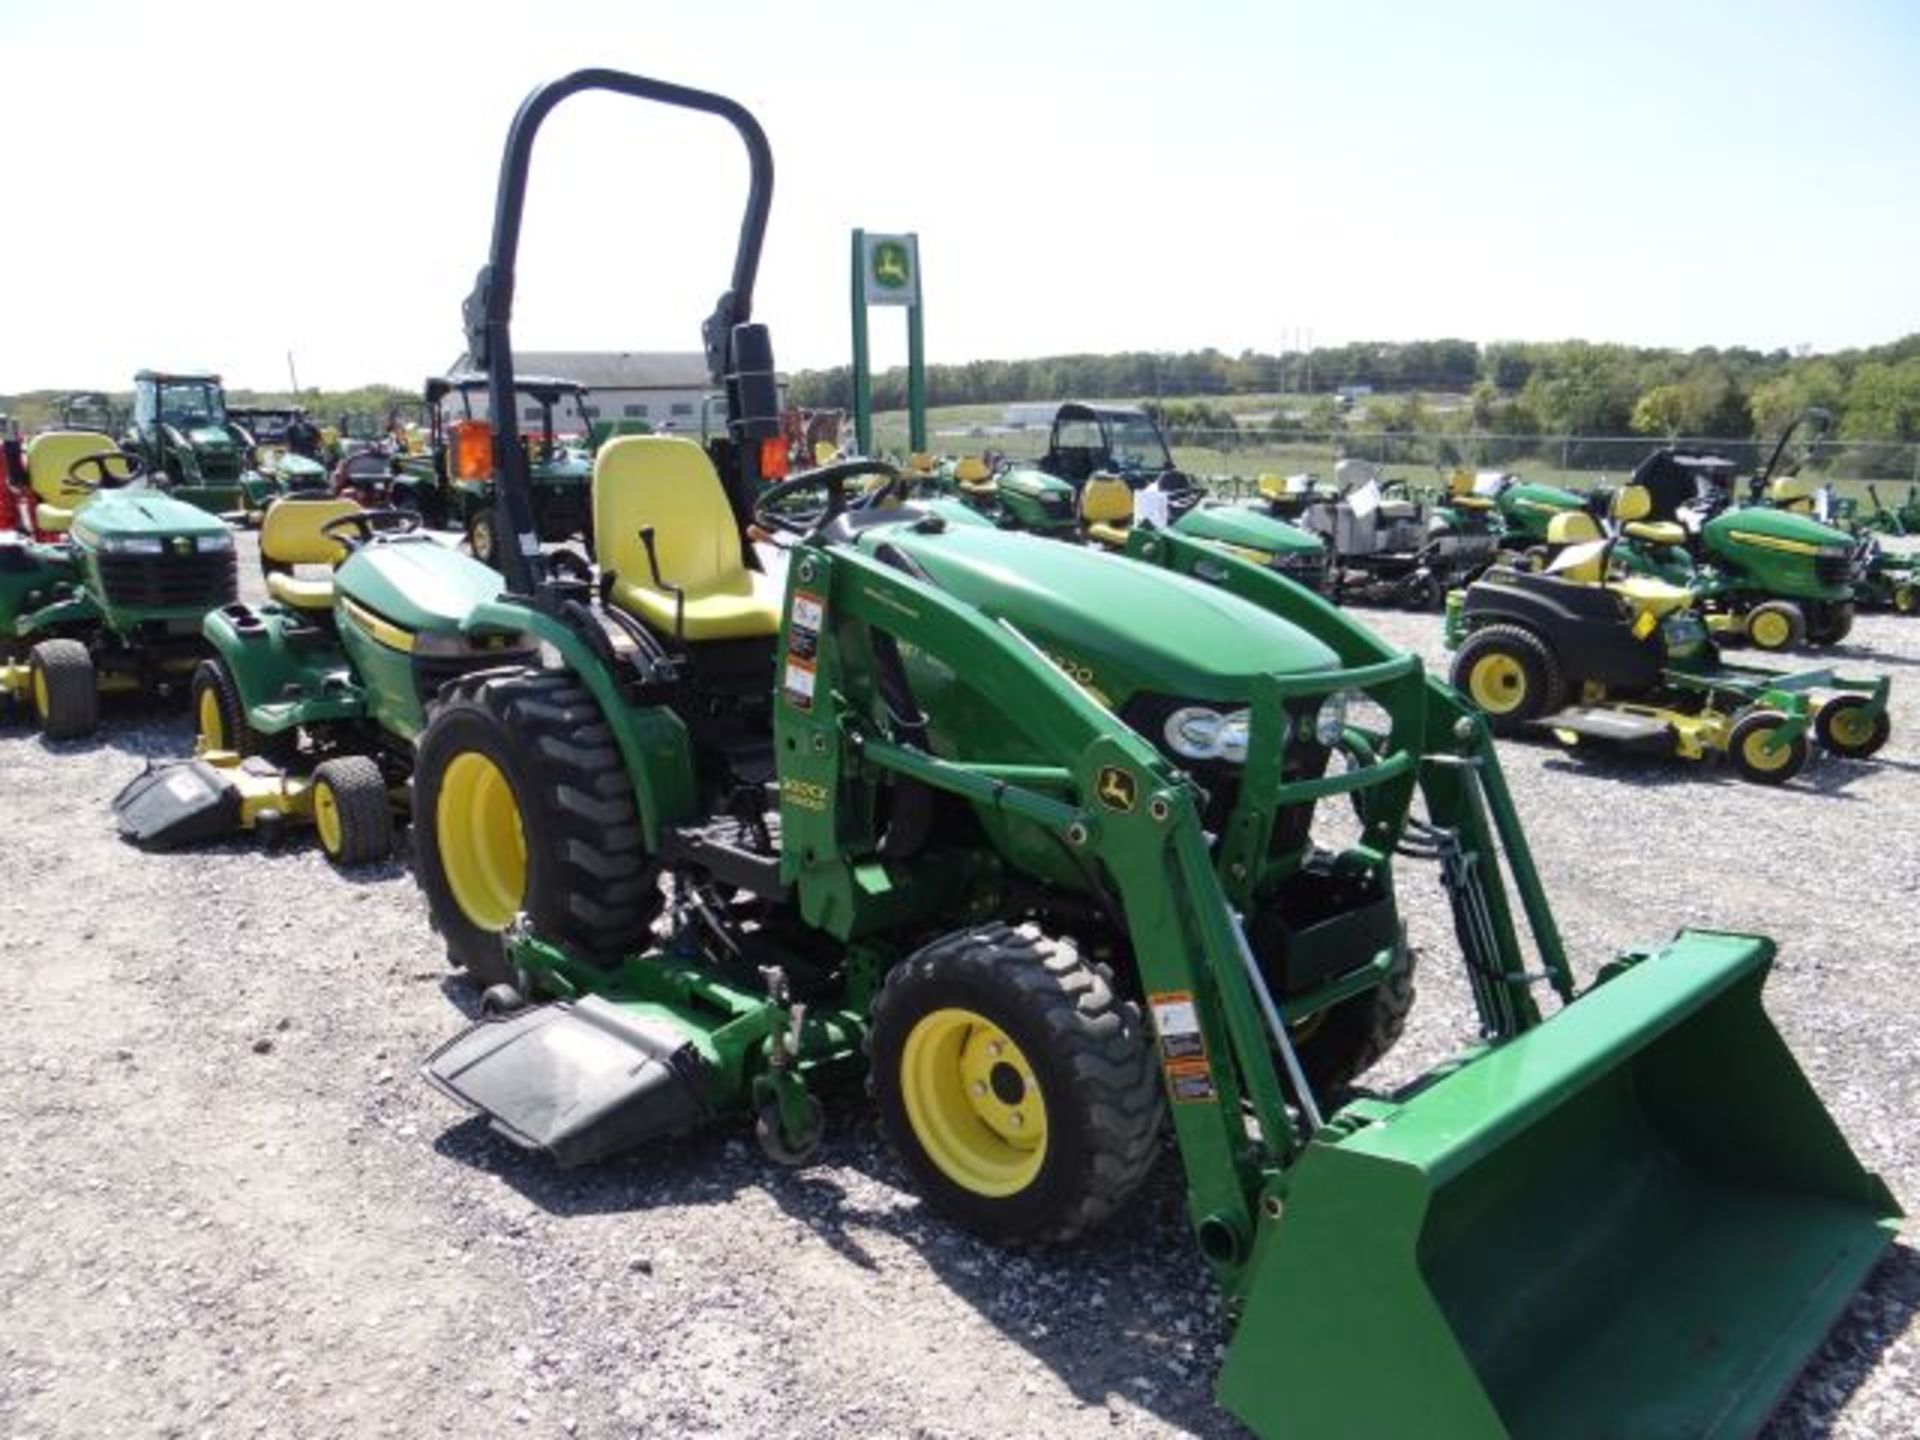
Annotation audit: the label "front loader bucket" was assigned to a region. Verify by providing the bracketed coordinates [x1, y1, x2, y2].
[1218, 930, 1898, 1440]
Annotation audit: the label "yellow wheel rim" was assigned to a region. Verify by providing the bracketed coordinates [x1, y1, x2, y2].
[197, 687, 226, 750]
[435, 752, 527, 930]
[900, 1008, 1048, 1198]
[1825, 704, 1875, 751]
[313, 781, 343, 857]
[1741, 726, 1794, 772]
[31, 667, 49, 720]
[1749, 610, 1792, 648]
[1467, 652, 1529, 714]
[1896, 586, 1917, 614]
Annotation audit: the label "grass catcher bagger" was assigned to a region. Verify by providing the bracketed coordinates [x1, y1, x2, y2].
[408, 70, 1898, 1440]
[112, 496, 530, 864]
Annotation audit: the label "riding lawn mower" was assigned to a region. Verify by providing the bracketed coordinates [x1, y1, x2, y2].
[394, 69, 1894, 1440]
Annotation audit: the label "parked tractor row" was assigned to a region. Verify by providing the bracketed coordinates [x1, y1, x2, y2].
[3, 68, 1909, 1440]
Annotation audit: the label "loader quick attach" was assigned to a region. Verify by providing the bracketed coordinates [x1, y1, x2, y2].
[413, 68, 1898, 1440]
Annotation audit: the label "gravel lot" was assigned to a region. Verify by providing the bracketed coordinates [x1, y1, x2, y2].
[2, 534, 1916, 1439]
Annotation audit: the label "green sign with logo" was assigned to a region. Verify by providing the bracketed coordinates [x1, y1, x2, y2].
[862, 233, 919, 307]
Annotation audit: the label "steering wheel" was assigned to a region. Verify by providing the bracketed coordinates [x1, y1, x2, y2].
[752, 458, 910, 537]
[1154, 468, 1204, 518]
[65, 450, 149, 492]
[321, 508, 423, 551]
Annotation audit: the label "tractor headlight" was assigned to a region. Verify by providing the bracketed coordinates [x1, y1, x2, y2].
[196, 531, 234, 552]
[99, 535, 164, 555]
[1313, 691, 1352, 746]
[1163, 706, 1251, 762]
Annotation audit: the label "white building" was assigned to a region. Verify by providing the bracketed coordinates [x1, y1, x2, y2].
[444, 350, 782, 431]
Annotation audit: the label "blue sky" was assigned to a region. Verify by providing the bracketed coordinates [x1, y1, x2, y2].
[2, 0, 1915, 391]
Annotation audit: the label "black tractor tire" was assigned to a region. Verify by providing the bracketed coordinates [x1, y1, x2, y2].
[1807, 601, 1854, 646]
[28, 639, 97, 740]
[465, 506, 500, 568]
[1743, 601, 1806, 653]
[412, 669, 658, 987]
[869, 923, 1164, 1246]
[191, 657, 296, 763]
[1290, 939, 1417, 1096]
[311, 755, 393, 867]
[1726, 708, 1809, 786]
[1815, 696, 1891, 760]
[1449, 624, 1565, 734]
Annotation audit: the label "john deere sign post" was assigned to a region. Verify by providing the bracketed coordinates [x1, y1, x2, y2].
[850, 229, 925, 456]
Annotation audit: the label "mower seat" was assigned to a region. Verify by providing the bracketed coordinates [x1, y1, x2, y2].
[24, 430, 109, 533]
[1080, 474, 1134, 547]
[594, 436, 779, 642]
[1546, 528, 1694, 625]
[1610, 575, 1694, 621]
[953, 456, 996, 496]
[1611, 483, 1688, 547]
[261, 497, 359, 611]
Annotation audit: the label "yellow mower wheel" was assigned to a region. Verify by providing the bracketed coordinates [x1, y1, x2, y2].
[190, 659, 294, 763]
[1466, 653, 1528, 714]
[435, 752, 527, 931]
[1744, 603, 1804, 652]
[1449, 624, 1564, 735]
[1816, 698, 1891, 760]
[197, 686, 227, 750]
[27, 638, 97, 740]
[870, 924, 1162, 1244]
[1727, 709, 1809, 785]
[1894, 584, 1918, 615]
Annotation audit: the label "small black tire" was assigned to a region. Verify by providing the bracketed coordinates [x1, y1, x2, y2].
[412, 669, 658, 987]
[310, 755, 393, 867]
[1727, 709, 1809, 785]
[755, 1096, 824, 1167]
[1744, 601, 1806, 652]
[1815, 697, 1891, 760]
[479, 983, 526, 1016]
[1449, 624, 1565, 734]
[1290, 939, 1417, 1095]
[191, 657, 296, 763]
[869, 922, 1164, 1246]
[28, 639, 97, 740]
[1807, 601, 1854, 646]
[465, 506, 500, 568]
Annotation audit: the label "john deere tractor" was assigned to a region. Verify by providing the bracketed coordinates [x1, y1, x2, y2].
[1, 439, 236, 738]
[403, 71, 1896, 1440]
[1446, 512, 1891, 783]
[112, 496, 532, 866]
[382, 372, 595, 566]
[122, 370, 283, 517]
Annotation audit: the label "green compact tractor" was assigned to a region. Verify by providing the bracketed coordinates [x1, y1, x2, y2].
[1860, 481, 1920, 537]
[56, 390, 122, 435]
[226, 407, 333, 497]
[112, 496, 531, 865]
[383, 373, 595, 565]
[1, 445, 236, 738]
[1446, 528, 1891, 783]
[408, 71, 1897, 1439]
[948, 403, 1330, 588]
[122, 370, 284, 518]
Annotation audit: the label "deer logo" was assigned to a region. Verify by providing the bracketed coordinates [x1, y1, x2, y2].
[1097, 765, 1138, 813]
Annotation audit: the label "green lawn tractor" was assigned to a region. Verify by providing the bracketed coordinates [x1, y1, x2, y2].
[227, 407, 334, 498]
[111, 496, 533, 866]
[409, 70, 1897, 1440]
[122, 370, 284, 519]
[1860, 481, 1920, 536]
[1466, 468, 1597, 556]
[1445, 527, 1891, 783]
[382, 372, 595, 566]
[1, 444, 236, 739]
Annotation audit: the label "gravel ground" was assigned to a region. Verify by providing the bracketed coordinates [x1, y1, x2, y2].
[1, 535, 1916, 1439]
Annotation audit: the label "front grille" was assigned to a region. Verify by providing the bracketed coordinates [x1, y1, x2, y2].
[95, 550, 238, 610]
[1815, 552, 1853, 587]
[533, 487, 590, 541]
[412, 648, 537, 708]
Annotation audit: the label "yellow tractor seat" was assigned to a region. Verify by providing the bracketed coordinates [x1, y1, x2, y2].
[1545, 510, 1604, 546]
[1257, 472, 1287, 499]
[594, 436, 780, 642]
[953, 456, 995, 495]
[1611, 575, 1694, 622]
[1546, 538, 1608, 584]
[1769, 475, 1818, 512]
[1080, 474, 1134, 548]
[1624, 519, 1687, 547]
[1449, 493, 1494, 511]
[260, 497, 361, 611]
[24, 430, 114, 533]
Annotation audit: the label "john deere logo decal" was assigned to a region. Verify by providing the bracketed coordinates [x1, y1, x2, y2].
[871, 240, 911, 290]
[171, 536, 193, 554]
[1097, 766, 1138, 813]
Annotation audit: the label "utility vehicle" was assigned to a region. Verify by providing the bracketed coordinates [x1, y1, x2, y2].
[121, 370, 284, 517]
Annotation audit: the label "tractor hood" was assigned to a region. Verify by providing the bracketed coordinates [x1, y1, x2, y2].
[187, 426, 236, 453]
[67, 490, 231, 542]
[1499, 482, 1584, 515]
[337, 536, 504, 632]
[1704, 505, 1851, 553]
[1172, 504, 1323, 556]
[864, 524, 1338, 704]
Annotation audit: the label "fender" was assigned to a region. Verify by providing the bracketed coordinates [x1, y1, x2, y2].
[14, 588, 101, 638]
[203, 602, 368, 736]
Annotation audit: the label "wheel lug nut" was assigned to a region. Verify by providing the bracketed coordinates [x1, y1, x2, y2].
[970, 1081, 987, 1098]
[1008, 1112, 1023, 1127]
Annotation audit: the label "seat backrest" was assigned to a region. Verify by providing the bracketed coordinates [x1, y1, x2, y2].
[1080, 475, 1134, 525]
[1257, 472, 1286, 499]
[1546, 510, 1603, 545]
[261, 497, 361, 569]
[593, 436, 742, 590]
[25, 430, 113, 506]
[1611, 484, 1653, 523]
[1546, 537, 1608, 584]
[953, 456, 991, 485]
